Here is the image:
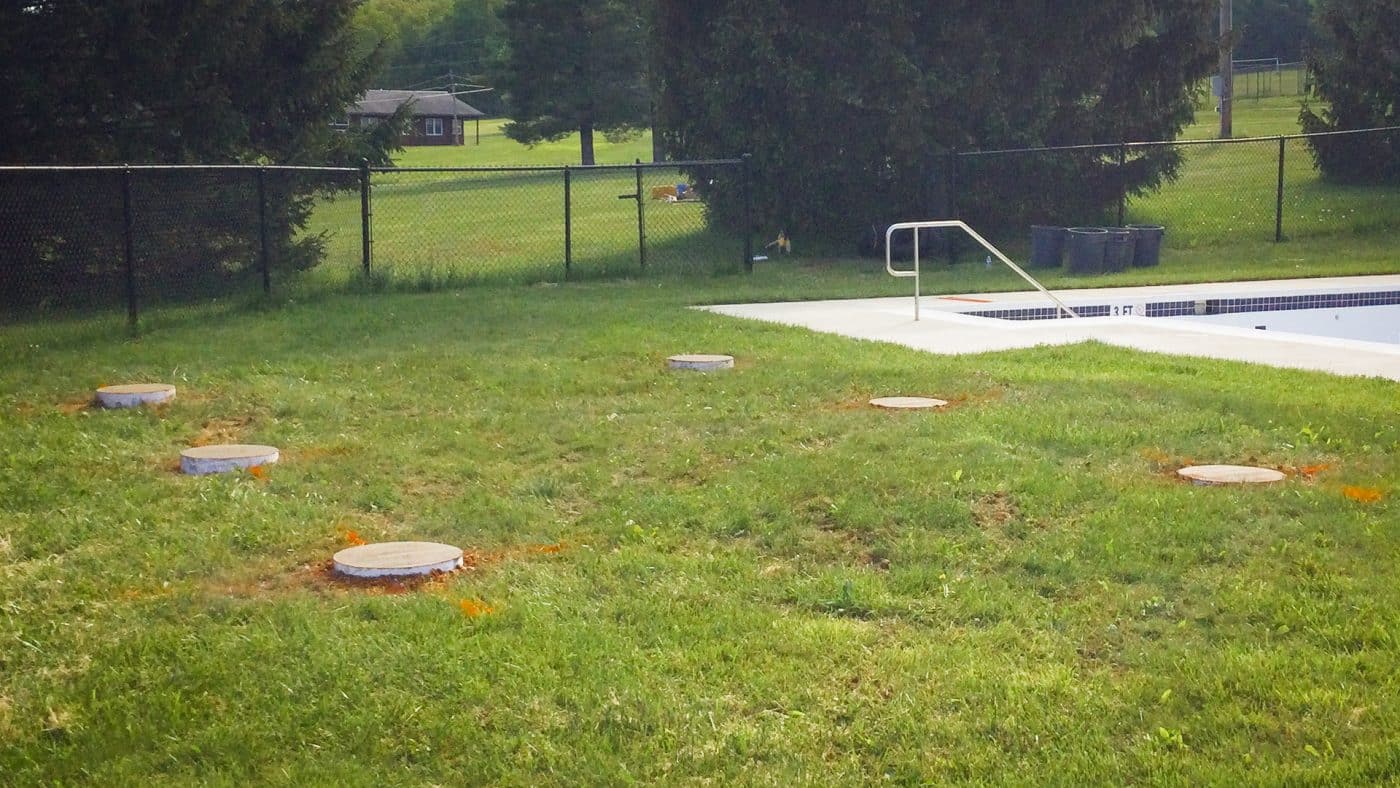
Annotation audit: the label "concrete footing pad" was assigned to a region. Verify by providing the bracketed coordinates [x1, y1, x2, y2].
[97, 384, 175, 408]
[332, 541, 465, 579]
[180, 444, 279, 475]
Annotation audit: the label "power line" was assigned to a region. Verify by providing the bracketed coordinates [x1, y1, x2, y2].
[392, 37, 492, 53]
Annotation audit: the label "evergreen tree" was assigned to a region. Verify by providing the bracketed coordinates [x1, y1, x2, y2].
[0, 1, 402, 310]
[495, 0, 648, 164]
[0, 0, 398, 166]
[654, 1, 1217, 240]
[1300, 0, 1400, 182]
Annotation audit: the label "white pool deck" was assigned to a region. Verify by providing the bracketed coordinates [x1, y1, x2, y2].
[702, 275, 1400, 382]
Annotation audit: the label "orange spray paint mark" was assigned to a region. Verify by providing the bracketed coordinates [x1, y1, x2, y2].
[1342, 486, 1383, 504]
[458, 599, 494, 618]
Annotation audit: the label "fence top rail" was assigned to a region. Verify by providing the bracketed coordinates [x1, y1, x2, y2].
[957, 124, 1400, 158]
[372, 158, 745, 174]
[0, 164, 360, 173]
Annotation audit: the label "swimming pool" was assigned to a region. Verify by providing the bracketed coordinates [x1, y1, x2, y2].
[1168, 304, 1400, 345]
[703, 275, 1400, 381]
[966, 287, 1400, 345]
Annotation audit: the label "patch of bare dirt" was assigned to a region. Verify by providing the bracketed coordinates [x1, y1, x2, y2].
[191, 415, 255, 447]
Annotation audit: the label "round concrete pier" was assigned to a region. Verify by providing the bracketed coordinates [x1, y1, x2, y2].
[96, 383, 175, 409]
[668, 354, 734, 371]
[1178, 465, 1285, 486]
[870, 396, 948, 410]
[180, 444, 279, 476]
[332, 541, 465, 579]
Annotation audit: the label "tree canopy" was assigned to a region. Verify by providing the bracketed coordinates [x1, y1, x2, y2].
[1234, 0, 1315, 62]
[0, 0, 402, 309]
[654, 1, 1218, 239]
[494, 0, 649, 165]
[0, 0, 398, 166]
[364, 0, 507, 115]
[1300, 0, 1400, 182]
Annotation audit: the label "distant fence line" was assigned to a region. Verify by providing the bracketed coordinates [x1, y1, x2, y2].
[1227, 61, 1311, 100]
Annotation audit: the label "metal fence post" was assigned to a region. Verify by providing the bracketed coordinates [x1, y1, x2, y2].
[359, 158, 372, 274]
[635, 159, 646, 270]
[1116, 142, 1127, 227]
[742, 153, 754, 272]
[121, 165, 137, 332]
[564, 165, 572, 277]
[946, 150, 959, 264]
[1275, 136, 1286, 242]
[257, 167, 271, 294]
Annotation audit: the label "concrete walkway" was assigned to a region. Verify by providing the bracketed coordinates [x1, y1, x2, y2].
[702, 275, 1400, 382]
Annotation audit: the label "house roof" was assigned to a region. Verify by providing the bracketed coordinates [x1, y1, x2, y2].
[350, 90, 485, 119]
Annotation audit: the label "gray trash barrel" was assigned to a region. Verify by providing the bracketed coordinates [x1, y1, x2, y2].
[1126, 224, 1165, 267]
[1103, 228, 1133, 272]
[1029, 225, 1067, 268]
[1065, 227, 1108, 274]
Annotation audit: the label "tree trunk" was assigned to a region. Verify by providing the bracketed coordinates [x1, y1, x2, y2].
[579, 121, 595, 165]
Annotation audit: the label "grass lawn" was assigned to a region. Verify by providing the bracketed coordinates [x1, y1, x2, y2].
[2, 278, 1398, 783]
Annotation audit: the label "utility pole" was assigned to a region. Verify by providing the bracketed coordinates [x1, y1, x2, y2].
[1219, 0, 1233, 139]
[448, 70, 460, 145]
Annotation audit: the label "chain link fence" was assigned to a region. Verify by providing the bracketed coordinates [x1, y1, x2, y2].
[1, 158, 751, 323]
[1230, 62, 1311, 101]
[0, 165, 360, 324]
[355, 159, 749, 287]
[6, 134, 1396, 321]
[949, 127, 1400, 263]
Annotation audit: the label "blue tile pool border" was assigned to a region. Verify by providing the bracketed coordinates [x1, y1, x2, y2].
[970, 290, 1400, 322]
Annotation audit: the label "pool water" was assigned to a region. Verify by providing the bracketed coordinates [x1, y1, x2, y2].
[1166, 304, 1400, 345]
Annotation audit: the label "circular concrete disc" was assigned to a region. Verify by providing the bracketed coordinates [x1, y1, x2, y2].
[180, 444, 280, 476]
[668, 354, 735, 371]
[1178, 464, 1285, 485]
[333, 541, 465, 579]
[96, 383, 176, 408]
[870, 396, 949, 410]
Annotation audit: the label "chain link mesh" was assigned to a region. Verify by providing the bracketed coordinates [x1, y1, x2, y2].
[0, 169, 126, 313]
[953, 128, 1400, 261]
[362, 161, 745, 285]
[0, 166, 363, 322]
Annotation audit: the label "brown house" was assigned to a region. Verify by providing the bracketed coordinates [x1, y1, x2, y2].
[344, 90, 485, 146]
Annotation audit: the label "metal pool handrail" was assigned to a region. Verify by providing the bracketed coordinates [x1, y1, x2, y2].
[885, 220, 1080, 320]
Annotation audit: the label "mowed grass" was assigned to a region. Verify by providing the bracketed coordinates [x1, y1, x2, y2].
[1130, 97, 1399, 248]
[303, 102, 1398, 292]
[2, 281, 1399, 783]
[307, 122, 723, 287]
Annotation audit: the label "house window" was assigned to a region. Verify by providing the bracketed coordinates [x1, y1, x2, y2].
[360, 116, 378, 128]
[425, 117, 444, 137]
